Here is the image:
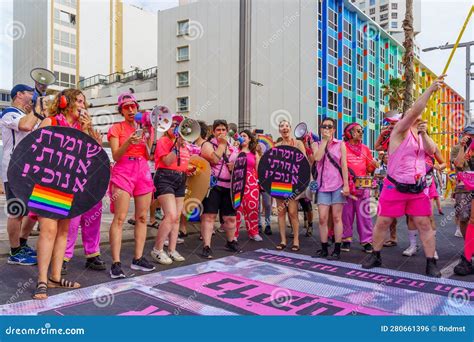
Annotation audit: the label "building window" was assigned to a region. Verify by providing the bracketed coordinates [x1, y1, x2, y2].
[392, 3, 398, 10]
[177, 46, 189, 61]
[398, 60, 403, 75]
[343, 71, 352, 91]
[391, 12, 397, 19]
[343, 46, 352, 66]
[380, 4, 388, 12]
[370, 0, 375, 6]
[177, 20, 189, 36]
[369, 40, 375, 55]
[357, 102, 363, 120]
[391, 22, 397, 29]
[177, 71, 189, 87]
[343, 20, 352, 41]
[328, 8, 337, 31]
[318, 30, 322, 50]
[357, 30, 364, 49]
[328, 63, 337, 84]
[328, 90, 337, 111]
[357, 78, 363, 96]
[380, 46, 386, 62]
[328, 36, 337, 58]
[369, 8, 375, 15]
[318, 58, 322, 79]
[369, 84, 375, 101]
[318, 0, 322, 21]
[380, 69, 385, 84]
[390, 54, 394, 68]
[369, 107, 375, 122]
[177, 97, 189, 112]
[54, 71, 75, 88]
[318, 87, 322, 107]
[380, 13, 388, 21]
[369, 61, 375, 78]
[357, 54, 363, 72]
[343, 96, 352, 115]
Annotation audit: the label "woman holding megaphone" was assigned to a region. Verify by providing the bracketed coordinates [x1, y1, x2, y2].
[150, 115, 191, 265]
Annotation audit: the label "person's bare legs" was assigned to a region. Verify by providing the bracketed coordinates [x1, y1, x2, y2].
[168, 198, 185, 252]
[50, 219, 72, 282]
[372, 216, 398, 251]
[287, 200, 299, 247]
[109, 186, 131, 263]
[37, 217, 58, 286]
[201, 214, 216, 247]
[20, 216, 36, 241]
[412, 216, 436, 258]
[155, 194, 178, 251]
[149, 198, 159, 225]
[133, 192, 152, 260]
[331, 203, 344, 243]
[7, 217, 22, 249]
[317, 205, 330, 243]
[222, 215, 237, 241]
[276, 199, 288, 246]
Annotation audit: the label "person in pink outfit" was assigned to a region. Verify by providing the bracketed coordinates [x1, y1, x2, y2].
[362, 75, 446, 277]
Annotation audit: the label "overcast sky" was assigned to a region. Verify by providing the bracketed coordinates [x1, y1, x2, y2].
[0, 0, 472, 104]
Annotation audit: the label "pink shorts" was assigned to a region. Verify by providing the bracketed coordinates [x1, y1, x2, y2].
[428, 181, 438, 199]
[110, 156, 154, 197]
[378, 178, 432, 217]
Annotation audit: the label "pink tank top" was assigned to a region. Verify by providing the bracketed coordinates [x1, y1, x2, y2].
[209, 138, 237, 188]
[316, 139, 344, 192]
[388, 130, 426, 184]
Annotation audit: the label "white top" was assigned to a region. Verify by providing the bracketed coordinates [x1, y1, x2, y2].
[0, 106, 32, 183]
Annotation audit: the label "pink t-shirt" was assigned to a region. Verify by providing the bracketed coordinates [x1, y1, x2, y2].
[316, 139, 344, 192]
[107, 121, 153, 158]
[207, 138, 238, 188]
[345, 142, 374, 177]
[154, 135, 190, 172]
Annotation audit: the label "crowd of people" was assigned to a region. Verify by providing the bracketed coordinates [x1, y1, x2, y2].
[1, 74, 472, 301]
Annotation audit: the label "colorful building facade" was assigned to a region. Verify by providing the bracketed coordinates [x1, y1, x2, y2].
[318, 0, 465, 163]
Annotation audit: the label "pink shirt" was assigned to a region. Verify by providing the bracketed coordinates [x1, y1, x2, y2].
[154, 135, 190, 172]
[345, 142, 374, 177]
[107, 121, 153, 158]
[208, 138, 238, 188]
[388, 130, 426, 184]
[316, 139, 344, 192]
[230, 151, 257, 176]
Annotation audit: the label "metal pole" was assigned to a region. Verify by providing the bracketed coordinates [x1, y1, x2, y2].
[466, 43, 471, 125]
[238, 0, 252, 131]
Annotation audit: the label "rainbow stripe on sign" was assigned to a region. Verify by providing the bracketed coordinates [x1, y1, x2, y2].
[271, 182, 292, 197]
[234, 193, 241, 207]
[257, 134, 274, 152]
[28, 184, 73, 216]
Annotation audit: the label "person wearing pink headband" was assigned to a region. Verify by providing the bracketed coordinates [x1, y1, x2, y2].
[341, 122, 378, 254]
[107, 92, 155, 279]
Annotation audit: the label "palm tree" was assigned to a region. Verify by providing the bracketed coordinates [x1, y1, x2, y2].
[382, 77, 405, 111]
[402, 0, 415, 113]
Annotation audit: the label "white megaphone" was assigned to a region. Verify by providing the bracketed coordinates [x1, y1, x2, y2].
[178, 117, 201, 143]
[30, 68, 56, 87]
[294, 122, 320, 143]
[150, 105, 173, 132]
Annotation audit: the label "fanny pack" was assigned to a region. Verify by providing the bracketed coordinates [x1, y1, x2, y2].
[387, 174, 427, 194]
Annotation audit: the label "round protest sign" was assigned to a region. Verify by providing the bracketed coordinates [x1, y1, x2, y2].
[7, 126, 110, 219]
[257, 146, 310, 200]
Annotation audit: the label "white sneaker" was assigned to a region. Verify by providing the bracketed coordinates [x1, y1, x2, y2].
[434, 250, 439, 260]
[250, 234, 263, 242]
[455, 227, 463, 238]
[164, 238, 184, 247]
[150, 248, 172, 265]
[168, 250, 185, 262]
[402, 245, 419, 257]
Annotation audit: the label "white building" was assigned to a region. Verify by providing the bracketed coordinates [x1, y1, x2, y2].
[13, 0, 79, 89]
[157, 0, 317, 137]
[351, 0, 422, 56]
[0, 90, 12, 112]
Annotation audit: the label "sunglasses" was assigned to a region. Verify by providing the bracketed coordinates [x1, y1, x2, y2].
[122, 103, 137, 111]
[320, 125, 334, 129]
[356, 129, 364, 133]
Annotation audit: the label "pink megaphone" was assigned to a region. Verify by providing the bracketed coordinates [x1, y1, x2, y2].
[134, 111, 152, 128]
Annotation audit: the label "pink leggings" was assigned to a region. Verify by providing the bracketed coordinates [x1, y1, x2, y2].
[236, 172, 260, 238]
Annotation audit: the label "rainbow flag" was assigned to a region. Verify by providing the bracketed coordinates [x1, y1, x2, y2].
[28, 184, 73, 216]
[271, 182, 293, 197]
[258, 134, 274, 152]
[234, 193, 241, 208]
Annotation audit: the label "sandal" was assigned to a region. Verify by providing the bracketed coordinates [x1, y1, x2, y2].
[127, 218, 136, 225]
[48, 278, 81, 289]
[32, 282, 48, 300]
[291, 245, 300, 252]
[383, 240, 397, 247]
[147, 221, 159, 228]
[276, 243, 287, 250]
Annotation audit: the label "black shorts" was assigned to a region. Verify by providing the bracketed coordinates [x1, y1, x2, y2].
[299, 198, 312, 212]
[4, 182, 28, 217]
[154, 169, 187, 198]
[202, 186, 236, 216]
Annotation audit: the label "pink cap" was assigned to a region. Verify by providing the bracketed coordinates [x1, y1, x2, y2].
[385, 114, 401, 123]
[172, 115, 184, 124]
[117, 92, 138, 109]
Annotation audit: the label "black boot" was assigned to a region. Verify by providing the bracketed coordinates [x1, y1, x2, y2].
[453, 255, 473, 276]
[426, 257, 441, 278]
[86, 255, 106, 271]
[328, 243, 341, 260]
[314, 242, 329, 258]
[362, 251, 382, 269]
